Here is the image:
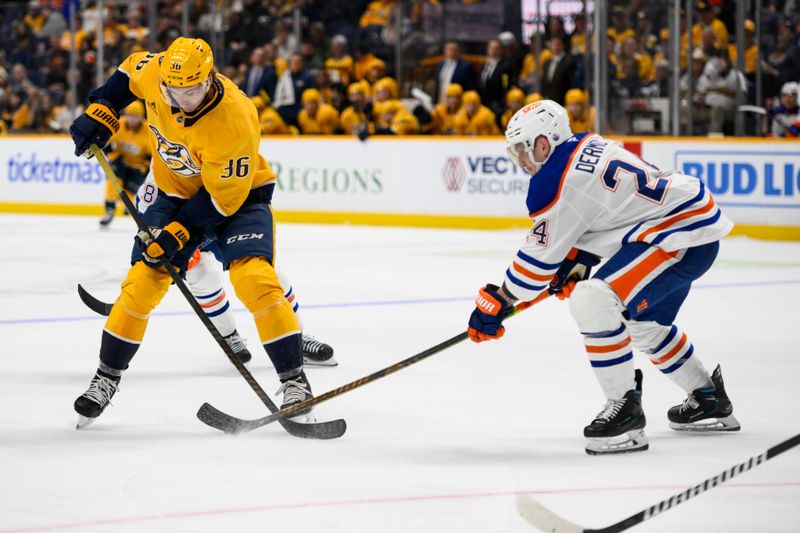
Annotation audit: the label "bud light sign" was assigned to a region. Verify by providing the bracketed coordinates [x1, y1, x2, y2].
[675, 149, 800, 208]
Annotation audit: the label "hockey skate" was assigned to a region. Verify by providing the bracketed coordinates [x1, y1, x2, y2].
[99, 205, 115, 227]
[277, 371, 315, 422]
[584, 369, 648, 455]
[223, 330, 252, 363]
[301, 334, 337, 367]
[668, 365, 740, 432]
[74, 372, 120, 429]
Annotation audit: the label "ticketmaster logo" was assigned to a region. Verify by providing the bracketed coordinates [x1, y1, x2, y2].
[5, 153, 104, 184]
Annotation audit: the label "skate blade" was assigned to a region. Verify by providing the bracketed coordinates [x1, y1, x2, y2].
[670, 415, 741, 432]
[303, 356, 338, 368]
[76, 415, 96, 430]
[586, 429, 649, 455]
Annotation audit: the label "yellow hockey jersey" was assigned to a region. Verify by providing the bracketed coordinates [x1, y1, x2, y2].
[118, 51, 275, 217]
[298, 103, 340, 134]
[109, 116, 152, 172]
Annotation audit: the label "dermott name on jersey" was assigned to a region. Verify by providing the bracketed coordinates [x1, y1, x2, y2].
[148, 125, 201, 177]
[574, 137, 610, 175]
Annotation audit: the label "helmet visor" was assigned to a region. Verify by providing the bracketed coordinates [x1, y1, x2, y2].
[506, 142, 538, 173]
[160, 77, 210, 112]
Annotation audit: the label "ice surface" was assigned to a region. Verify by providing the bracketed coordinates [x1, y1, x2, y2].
[1, 214, 798, 533]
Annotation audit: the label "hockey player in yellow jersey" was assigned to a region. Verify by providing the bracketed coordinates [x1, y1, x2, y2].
[431, 83, 463, 135]
[100, 100, 151, 227]
[297, 88, 340, 134]
[453, 91, 500, 136]
[500, 87, 525, 130]
[252, 93, 294, 135]
[564, 88, 596, 133]
[69, 37, 315, 428]
[340, 80, 372, 136]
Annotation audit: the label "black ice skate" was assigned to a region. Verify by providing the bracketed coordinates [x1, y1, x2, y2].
[277, 371, 315, 421]
[668, 364, 740, 432]
[301, 334, 337, 367]
[99, 204, 115, 227]
[74, 372, 120, 429]
[223, 330, 252, 363]
[584, 369, 648, 455]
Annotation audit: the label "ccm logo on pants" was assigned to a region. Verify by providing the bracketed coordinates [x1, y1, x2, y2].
[226, 233, 264, 244]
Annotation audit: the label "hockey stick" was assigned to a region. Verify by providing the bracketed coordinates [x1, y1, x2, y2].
[89, 144, 346, 440]
[516, 432, 800, 533]
[197, 291, 552, 434]
[77, 284, 114, 316]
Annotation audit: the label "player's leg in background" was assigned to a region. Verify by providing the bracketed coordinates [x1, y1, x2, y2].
[75, 193, 189, 428]
[99, 176, 117, 227]
[276, 268, 337, 367]
[610, 241, 740, 431]
[569, 275, 648, 455]
[219, 203, 314, 419]
[184, 247, 252, 363]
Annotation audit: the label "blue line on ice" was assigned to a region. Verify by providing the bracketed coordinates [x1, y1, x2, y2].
[2, 280, 799, 326]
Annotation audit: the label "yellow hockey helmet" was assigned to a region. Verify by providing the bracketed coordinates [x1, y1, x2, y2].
[462, 90, 481, 105]
[123, 100, 146, 117]
[506, 87, 525, 104]
[445, 83, 463, 98]
[160, 37, 214, 87]
[525, 92, 543, 104]
[301, 88, 322, 103]
[565, 88, 587, 106]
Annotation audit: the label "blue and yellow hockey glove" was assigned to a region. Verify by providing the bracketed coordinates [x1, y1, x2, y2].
[69, 100, 120, 158]
[139, 222, 190, 264]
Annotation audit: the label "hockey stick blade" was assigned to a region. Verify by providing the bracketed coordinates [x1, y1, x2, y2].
[197, 292, 552, 434]
[77, 284, 113, 316]
[516, 432, 800, 533]
[200, 403, 346, 440]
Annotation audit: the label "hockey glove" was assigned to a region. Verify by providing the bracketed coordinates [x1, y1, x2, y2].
[70, 100, 121, 158]
[139, 221, 190, 264]
[468, 284, 512, 343]
[548, 248, 601, 300]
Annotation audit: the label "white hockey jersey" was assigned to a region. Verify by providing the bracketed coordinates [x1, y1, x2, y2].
[504, 132, 733, 301]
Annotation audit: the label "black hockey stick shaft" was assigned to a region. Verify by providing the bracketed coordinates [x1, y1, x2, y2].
[90, 145, 345, 439]
[198, 291, 551, 433]
[589, 432, 800, 533]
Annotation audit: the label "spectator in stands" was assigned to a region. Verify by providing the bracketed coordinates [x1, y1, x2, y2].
[541, 36, 574, 104]
[273, 20, 299, 62]
[325, 34, 354, 86]
[643, 59, 671, 98]
[770, 81, 800, 137]
[570, 13, 588, 55]
[692, 1, 729, 49]
[454, 90, 500, 136]
[340, 80, 372, 136]
[614, 37, 655, 83]
[501, 87, 525, 130]
[614, 58, 645, 98]
[565, 88, 595, 133]
[37, 3, 67, 40]
[434, 41, 476, 104]
[728, 20, 757, 99]
[479, 38, 517, 122]
[298, 88, 340, 134]
[518, 39, 552, 94]
[353, 43, 379, 82]
[307, 21, 330, 69]
[545, 16, 569, 46]
[273, 52, 315, 127]
[365, 57, 387, 84]
[698, 27, 721, 59]
[696, 54, 745, 135]
[525, 91, 543, 104]
[242, 46, 277, 98]
[498, 31, 523, 78]
[373, 76, 398, 104]
[608, 6, 635, 45]
[763, 19, 800, 100]
[432, 83, 463, 135]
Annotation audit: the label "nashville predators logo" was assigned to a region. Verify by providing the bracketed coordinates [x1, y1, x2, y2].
[148, 125, 200, 177]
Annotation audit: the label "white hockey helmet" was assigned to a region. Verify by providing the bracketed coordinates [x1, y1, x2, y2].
[504, 99, 572, 171]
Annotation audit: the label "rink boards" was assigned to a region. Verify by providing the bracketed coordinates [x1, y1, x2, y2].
[0, 135, 798, 239]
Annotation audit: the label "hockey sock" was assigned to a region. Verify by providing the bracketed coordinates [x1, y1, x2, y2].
[186, 251, 236, 337]
[264, 333, 303, 380]
[630, 322, 713, 393]
[277, 268, 303, 329]
[582, 323, 636, 400]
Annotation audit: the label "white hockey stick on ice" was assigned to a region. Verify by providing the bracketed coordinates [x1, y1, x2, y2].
[517, 432, 800, 532]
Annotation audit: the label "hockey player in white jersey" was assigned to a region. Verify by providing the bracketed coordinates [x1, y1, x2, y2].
[467, 100, 739, 455]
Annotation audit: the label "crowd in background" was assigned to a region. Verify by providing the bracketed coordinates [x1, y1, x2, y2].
[1, 0, 799, 137]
